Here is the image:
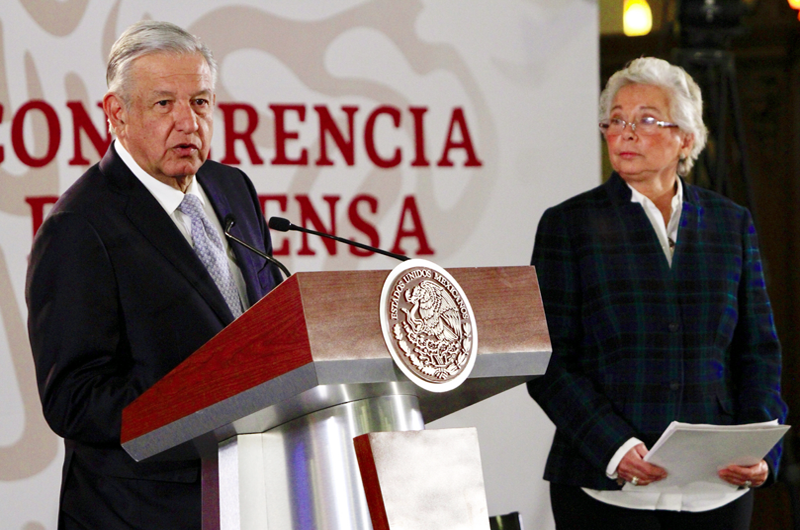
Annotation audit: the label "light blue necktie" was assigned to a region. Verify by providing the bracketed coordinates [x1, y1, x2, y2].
[178, 193, 243, 318]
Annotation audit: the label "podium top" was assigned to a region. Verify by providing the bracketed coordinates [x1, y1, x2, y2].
[121, 266, 551, 461]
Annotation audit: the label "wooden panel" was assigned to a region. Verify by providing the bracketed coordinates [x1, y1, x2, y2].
[451, 266, 550, 356]
[300, 266, 551, 362]
[121, 275, 313, 443]
[301, 269, 389, 361]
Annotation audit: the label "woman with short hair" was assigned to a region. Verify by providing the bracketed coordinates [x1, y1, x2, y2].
[528, 57, 786, 529]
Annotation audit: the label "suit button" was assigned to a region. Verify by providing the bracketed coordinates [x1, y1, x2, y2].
[670, 382, 680, 390]
[668, 322, 680, 332]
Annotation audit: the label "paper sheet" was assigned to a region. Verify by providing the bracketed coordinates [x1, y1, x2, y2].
[622, 420, 789, 493]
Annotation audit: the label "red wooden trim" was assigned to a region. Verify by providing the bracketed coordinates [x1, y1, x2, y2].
[122, 275, 312, 442]
[353, 433, 390, 530]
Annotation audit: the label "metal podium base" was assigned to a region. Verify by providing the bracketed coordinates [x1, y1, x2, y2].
[218, 394, 424, 530]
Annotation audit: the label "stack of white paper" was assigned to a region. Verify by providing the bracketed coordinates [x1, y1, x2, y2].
[622, 420, 789, 494]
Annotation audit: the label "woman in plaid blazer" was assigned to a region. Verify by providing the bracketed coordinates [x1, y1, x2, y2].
[527, 57, 787, 530]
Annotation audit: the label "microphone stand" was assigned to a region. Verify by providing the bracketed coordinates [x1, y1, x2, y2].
[268, 217, 409, 262]
[224, 218, 292, 278]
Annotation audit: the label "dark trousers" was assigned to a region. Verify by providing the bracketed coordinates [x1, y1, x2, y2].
[59, 452, 201, 530]
[550, 483, 754, 530]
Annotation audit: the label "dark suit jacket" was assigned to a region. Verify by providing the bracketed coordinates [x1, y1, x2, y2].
[26, 145, 282, 529]
[527, 172, 787, 490]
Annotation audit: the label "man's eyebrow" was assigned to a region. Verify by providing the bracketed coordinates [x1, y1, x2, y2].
[151, 90, 176, 99]
[149, 89, 213, 98]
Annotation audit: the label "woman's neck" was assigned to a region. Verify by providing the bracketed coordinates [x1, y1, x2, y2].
[628, 175, 678, 227]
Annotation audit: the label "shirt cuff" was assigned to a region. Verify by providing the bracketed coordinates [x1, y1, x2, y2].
[606, 438, 645, 478]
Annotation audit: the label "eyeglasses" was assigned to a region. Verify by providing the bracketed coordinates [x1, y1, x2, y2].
[599, 116, 679, 136]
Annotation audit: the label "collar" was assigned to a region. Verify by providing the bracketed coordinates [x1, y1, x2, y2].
[605, 172, 690, 207]
[113, 140, 202, 214]
[627, 177, 683, 213]
[605, 172, 634, 204]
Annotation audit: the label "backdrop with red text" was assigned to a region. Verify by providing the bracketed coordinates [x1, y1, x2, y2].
[0, 1, 599, 529]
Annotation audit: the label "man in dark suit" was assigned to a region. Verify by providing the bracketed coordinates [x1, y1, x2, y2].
[26, 21, 282, 529]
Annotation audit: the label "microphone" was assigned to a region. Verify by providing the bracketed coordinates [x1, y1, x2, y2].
[223, 215, 292, 278]
[267, 217, 409, 262]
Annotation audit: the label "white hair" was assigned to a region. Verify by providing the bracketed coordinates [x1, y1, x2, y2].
[106, 21, 217, 113]
[599, 57, 707, 176]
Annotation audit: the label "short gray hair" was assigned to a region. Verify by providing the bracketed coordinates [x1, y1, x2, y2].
[106, 20, 218, 105]
[599, 57, 707, 176]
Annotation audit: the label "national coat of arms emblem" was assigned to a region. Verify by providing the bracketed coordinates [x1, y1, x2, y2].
[379, 259, 478, 393]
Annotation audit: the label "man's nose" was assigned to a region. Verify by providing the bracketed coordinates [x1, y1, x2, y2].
[174, 102, 199, 132]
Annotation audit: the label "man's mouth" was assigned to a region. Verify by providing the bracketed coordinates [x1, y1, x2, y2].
[172, 143, 199, 155]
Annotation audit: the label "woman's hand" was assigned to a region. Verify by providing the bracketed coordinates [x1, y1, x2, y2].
[718, 459, 768, 488]
[616, 443, 668, 486]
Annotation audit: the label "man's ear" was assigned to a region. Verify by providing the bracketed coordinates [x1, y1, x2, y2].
[103, 92, 126, 136]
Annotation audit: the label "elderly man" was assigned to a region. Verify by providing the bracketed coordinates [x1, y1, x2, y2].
[26, 21, 282, 529]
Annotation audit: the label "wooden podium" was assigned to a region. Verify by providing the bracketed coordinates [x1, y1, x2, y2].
[121, 266, 551, 530]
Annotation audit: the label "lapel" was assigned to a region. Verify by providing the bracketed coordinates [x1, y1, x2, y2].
[99, 147, 235, 325]
[672, 177, 700, 272]
[197, 168, 263, 308]
[604, 172, 673, 275]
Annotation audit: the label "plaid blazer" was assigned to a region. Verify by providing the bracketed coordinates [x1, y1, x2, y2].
[527, 172, 787, 490]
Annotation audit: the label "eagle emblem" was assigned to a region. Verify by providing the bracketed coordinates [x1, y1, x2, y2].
[404, 280, 462, 341]
[380, 260, 478, 392]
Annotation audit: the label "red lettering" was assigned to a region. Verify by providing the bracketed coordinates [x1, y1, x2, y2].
[259, 194, 289, 255]
[315, 105, 357, 166]
[219, 103, 264, 165]
[257, 194, 435, 259]
[409, 106, 429, 167]
[12, 100, 61, 168]
[270, 104, 308, 165]
[436, 107, 482, 167]
[1, 101, 479, 170]
[391, 196, 433, 255]
[25, 196, 59, 236]
[296, 195, 339, 255]
[364, 106, 401, 168]
[347, 194, 380, 256]
[67, 101, 110, 165]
